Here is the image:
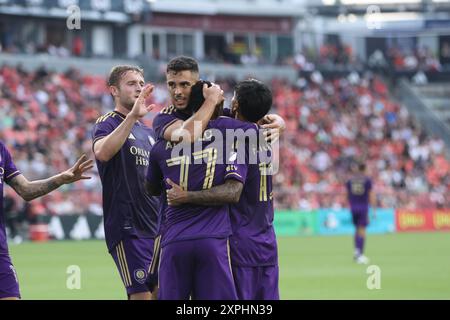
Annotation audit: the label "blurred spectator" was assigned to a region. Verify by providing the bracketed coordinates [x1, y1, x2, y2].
[387, 45, 441, 72]
[72, 36, 84, 57]
[269, 73, 450, 210]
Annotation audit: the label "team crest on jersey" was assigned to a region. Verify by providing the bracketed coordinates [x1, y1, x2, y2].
[134, 269, 147, 284]
[128, 133, 136, 140]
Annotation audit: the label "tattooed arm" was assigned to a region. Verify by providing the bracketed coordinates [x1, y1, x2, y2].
[7, 155, 94, 201]
[166, 178, 243, 206]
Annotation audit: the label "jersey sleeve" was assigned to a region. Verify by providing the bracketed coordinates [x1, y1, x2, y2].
[153, 112, 179, 140]
[2, 145, 21, 183]
[92, 119, 115, 147]
[223, 148, 248, 185]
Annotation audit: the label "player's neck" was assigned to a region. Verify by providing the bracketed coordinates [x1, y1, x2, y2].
[236, 113, 247, 122]
[114, 105, 132, 118]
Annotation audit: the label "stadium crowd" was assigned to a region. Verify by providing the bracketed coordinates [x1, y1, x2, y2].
[0, 64, 448, 227]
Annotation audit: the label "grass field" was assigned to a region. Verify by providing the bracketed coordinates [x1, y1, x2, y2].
[8, 232, 450, 300]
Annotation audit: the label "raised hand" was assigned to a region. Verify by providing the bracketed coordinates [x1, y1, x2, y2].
[60, 154, 94, 184]
[203, 83, 224, 106]
[130, 84, 156, 120]
[260, 114, 286, 144]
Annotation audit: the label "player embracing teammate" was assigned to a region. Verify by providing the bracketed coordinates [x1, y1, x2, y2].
[93, 57, 283, 300]
[145, 56, 283, 300]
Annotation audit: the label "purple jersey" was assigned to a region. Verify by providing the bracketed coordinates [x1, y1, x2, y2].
[152, 105, 232, 140]
[0, 142, 21, 255]
[147, 116, 255, 247]
[92, 111, 160, 252]
[229, 137, 278, 267]
[152, 105, 190, 139]
[346, 175, 372, 213]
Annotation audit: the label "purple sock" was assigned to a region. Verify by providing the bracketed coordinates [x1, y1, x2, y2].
[354, 234, 365, 256]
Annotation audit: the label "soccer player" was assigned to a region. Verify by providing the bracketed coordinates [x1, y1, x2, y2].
[345, 162, 376, 264]
[1, 145, 93, 300]
[153, 55, 284, 144]
[92, 65, 160, 300]
[145, 83, 257, 299]
[166, 79, 280, 300]
[153, 56, 225, 143]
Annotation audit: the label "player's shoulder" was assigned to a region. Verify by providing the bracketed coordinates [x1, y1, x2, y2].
[209, 116, 258, 131]
[94, 111, 123, 125]
[151, 139, 172, 156]
[153, 106, 183, 126]
[159, 105, 177, 115]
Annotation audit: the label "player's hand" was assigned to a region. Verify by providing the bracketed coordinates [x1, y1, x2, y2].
[203, 83, 224, 106]
[166, 178, 188, 206]
[130, 84, 156, 120]
[259, 114, 285, 144]
[60, 154, 94, 184]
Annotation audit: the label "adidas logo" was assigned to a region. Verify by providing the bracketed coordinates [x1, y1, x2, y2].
[128, 133, 136, 140]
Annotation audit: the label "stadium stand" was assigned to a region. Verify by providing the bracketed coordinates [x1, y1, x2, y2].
[1, 64, 448, 230]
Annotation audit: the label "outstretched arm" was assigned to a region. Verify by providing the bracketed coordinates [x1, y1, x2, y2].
[94, 84, 155, 162]
[166, 178, 243, 206]
[259, 114, 286, 144]
[8, 155, 93, 201]
[163, 84, 224, 143]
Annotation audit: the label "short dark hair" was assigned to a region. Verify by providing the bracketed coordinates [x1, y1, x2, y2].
[358, 162, 366, 172]
[235, 79, 272, 123]
[188, 80, 223, 116]
[107, 65, 144, 87]
[187, 80, 211, 113]
[352, 161, 366, 173]
[166, 56, 199, 74]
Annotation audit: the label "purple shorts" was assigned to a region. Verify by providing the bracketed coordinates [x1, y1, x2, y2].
[110, 236, 155, 297]
[232, 265, 279, 300]
[351, 210, 369, 227]
[158, 237, 237, 300]
[0, 254, 20, 299]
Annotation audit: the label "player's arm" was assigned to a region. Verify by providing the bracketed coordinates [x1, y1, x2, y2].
[7, 155, 93, 201]
[166, 178, 243, 206]
[258, 114, 286, 144]
[163, 84, 223, 143]
[94, 84, 155, 162]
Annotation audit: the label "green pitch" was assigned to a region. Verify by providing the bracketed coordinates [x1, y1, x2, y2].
[8, 232, 450, 299]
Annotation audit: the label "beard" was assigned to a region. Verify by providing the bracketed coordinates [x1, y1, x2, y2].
[120, 96, 136, 110]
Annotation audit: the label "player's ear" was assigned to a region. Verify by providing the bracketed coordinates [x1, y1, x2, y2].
[231, 99, 239, 114]
[109, 85, 119, 98]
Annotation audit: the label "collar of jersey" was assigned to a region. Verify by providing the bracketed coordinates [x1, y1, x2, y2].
[112, 110, 127, 119]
